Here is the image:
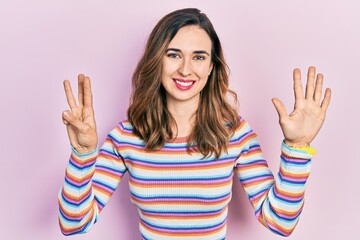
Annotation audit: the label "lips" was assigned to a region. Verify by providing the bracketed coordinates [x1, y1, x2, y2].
[173, 78, 195, 90]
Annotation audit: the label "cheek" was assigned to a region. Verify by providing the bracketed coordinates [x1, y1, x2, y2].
[195, 65, 211, 78]
[162, 59, 179, 75]
[161, 61, 176, 87]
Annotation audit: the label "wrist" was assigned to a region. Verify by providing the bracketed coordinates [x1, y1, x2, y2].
[282, 140, 317, 155]
[284, 139, 309, 148]
[71, 145, 98, 155]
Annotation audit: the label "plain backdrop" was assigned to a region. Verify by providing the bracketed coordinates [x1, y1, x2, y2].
[1, 0, 359, 239]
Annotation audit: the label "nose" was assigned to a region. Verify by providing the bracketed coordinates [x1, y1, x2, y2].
[178, 58, 192, 77]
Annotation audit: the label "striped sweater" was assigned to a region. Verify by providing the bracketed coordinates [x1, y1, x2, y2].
[58, 118, 313, 239]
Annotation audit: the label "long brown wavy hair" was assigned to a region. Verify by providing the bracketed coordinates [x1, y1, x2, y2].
[127, 8, 240, 158]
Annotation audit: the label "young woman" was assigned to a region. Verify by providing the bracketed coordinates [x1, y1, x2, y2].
[59, 8, 331, 239]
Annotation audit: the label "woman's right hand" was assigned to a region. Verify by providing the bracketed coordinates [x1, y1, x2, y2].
[62, 74, 98, 154]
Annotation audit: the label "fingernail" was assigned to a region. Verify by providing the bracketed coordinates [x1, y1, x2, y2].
[63, 111, 69, 117]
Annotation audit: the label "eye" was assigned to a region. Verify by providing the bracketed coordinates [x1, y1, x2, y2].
[167, 53, 181, 59]
[194, 55, 206, 61]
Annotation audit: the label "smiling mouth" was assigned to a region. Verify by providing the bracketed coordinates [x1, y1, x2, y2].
[175, 80, 193, 86]
[173, 78, 195, 90]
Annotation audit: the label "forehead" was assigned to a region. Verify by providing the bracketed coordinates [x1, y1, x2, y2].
[168, 25, 212, 52]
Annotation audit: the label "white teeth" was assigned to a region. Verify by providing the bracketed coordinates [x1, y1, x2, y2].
[175, 80, 193, 87]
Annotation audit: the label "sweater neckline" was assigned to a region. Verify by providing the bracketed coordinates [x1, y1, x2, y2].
[168, 136, 188, 143]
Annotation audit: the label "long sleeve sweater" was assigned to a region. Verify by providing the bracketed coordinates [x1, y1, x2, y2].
[58, 117, 313, 239]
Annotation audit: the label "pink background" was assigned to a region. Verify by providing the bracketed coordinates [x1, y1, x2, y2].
[1, 0, 359, 239]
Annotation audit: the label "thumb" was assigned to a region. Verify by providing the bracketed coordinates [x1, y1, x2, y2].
[271, 98, 288, 120]
[62, 110, 85, 131]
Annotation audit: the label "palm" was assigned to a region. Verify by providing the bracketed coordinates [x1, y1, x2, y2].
[63, 74, 98, 153]
[272, 67, 331, 147]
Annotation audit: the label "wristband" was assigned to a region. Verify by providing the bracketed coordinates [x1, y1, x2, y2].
[282, 141, 317, 157]
[291, 145, 317, 155]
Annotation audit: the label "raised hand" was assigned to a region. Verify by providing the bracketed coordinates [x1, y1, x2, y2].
[62, 74, 98, 154]
[271, 66, 331, 147]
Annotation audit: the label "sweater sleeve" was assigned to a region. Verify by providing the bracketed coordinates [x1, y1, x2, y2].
[58, 132, 127, 235]
[234, 120, 313, 237]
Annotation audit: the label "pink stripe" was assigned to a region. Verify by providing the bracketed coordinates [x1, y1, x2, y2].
[132, 194, 230, 203]
[140, 218, 226, 234]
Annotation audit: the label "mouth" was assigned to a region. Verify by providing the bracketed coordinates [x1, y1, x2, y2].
[173, 78, 195, 90]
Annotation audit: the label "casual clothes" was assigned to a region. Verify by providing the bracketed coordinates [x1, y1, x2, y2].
[58, 117, 313, 239]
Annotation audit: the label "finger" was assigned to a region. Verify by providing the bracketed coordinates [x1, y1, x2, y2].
[320, 88, 331, 113]
[63, 80, 77, 111]
[83, 76, 93, 108]
[62, 115, 68, 125]
[305, 66, 316, 100]
[293, 68, 304, 102]
[62, 110, 86, 131]
[314, 73, 324, 104]
[272, 98, 288, 122]
[78, 74, 85, 106]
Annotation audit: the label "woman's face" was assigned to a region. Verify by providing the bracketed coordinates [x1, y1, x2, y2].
[161, 25, 213, 106]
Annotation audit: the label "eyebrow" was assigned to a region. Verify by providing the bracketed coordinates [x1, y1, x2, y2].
[166, 48, 210, 56]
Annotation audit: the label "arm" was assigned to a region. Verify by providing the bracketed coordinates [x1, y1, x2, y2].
[58, 74, 127, 235]
[235, 125, 313, 236]
[236, 66, 331, 236]
[58, 130, 127, 235]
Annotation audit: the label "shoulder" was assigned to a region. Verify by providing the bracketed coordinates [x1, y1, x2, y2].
[118, 119, 135, 132]
[230, 116, 258, 141]
[107, 120, 144, 145]
[108, 119, 134, 134]
[235, 116, 255, 133]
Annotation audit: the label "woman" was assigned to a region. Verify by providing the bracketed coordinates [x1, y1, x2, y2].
[59, 8, 331, 239]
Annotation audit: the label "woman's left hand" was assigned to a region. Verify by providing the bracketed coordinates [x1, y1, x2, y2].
[271, 66, 331, 147]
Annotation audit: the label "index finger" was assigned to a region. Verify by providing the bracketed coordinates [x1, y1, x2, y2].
[63, 80, 77, 111]
[83, 76, 93, 108]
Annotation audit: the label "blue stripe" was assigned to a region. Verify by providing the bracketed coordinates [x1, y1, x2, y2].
[98, 148, 120, 158]
[278, 172, 306, 185]
[60, 188, 92, 207]
[236, 158, 267, 165]
[123, 155, 235, 165]
[128, 171, 232, 181]
[268, 225, 288, 237]
[69, 158, 95, 171]
[95, 164, 126, 175]
[92, 179, 116, 192]
[58, 206, 81, 223]
[268, 199, 301, 222]
[231, 130, 254, 142]
[64, 176, 91, 189]
[240, 173, 273, 182]
[248, 187, 269, 199]
[94, 195, 105, 209]
[140, 233, 152, 240]
[281, 156, 311, 166]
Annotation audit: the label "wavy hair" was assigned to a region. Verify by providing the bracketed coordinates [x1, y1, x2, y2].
[127, 8, 240, 158]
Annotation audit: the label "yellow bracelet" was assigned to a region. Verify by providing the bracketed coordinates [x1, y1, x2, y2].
[291, 145, 317, 155]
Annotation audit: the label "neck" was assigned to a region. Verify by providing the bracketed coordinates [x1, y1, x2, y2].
[166, 97, 199, 138]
